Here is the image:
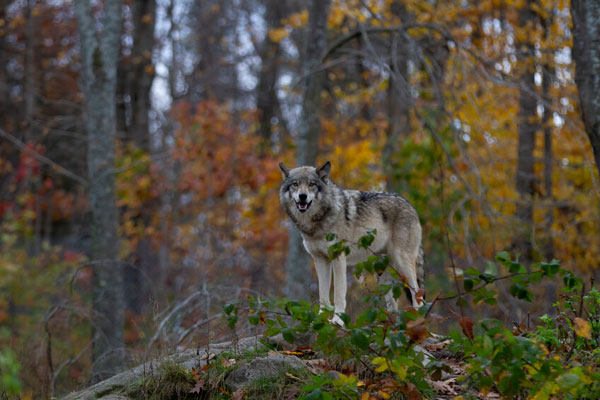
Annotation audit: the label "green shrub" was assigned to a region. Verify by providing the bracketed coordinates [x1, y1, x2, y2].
[220, 232, 600, 399]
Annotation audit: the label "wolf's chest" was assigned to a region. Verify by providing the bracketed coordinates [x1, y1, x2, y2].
[302, 230, 388, 265]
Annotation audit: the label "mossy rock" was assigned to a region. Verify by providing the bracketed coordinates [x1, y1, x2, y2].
[224, 353, 306, 392]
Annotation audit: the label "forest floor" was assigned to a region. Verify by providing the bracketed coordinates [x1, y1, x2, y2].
[60, 332, 500, 400]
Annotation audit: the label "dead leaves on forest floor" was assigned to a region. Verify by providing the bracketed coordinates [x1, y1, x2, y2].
[188, 336, 503, 400]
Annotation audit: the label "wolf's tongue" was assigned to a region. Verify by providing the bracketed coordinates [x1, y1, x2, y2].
[299, 203, 307, 210]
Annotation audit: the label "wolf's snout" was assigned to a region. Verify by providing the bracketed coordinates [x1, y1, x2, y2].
[295, 192, 312, 212]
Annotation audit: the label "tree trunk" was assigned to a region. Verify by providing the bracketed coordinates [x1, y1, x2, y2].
[383, 4, 411, 194]
[571, 0, 600, 284]
[129, 0, 156, 151]
[256, 0, 285, 154]
[74, 0, 124, 382]
[125, 0, 157, 316]
[541, 13, 556, 313]
[285, 0, 331, 300]
[514, 0, 537, 264]
[571, 0, 600, 177]
[24, 0, 35, 142]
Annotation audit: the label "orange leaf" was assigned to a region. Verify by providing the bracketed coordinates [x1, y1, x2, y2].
[459, 316, 474, 339]
[406, 318, 428, 343]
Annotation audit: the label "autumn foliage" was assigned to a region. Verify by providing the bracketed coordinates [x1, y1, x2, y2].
[1, 0, 600, 397]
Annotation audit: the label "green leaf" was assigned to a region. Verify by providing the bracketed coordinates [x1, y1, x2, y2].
[340, 313, 350, 325]
[392, 285, 403, 299]
[224, 303, 236, 315]
[484, 260, 498, 276]
[312, 322, 325, 331]
[264, 326, 281, 336]
[509, 261, 521, 273]
[358, 233, 375, 248]
[484, 297, 497, 305]
[248, 314, 259, 325]
[373, 257, 388, 275]
[282, 328, 295, 343]
[557, 373, 580, 390]
[227, 315, 238, 330]
[479, 273, 496, 283]
[303, 389, 323, 400]
[350, 331, 370, 350]
[373, 284, 391, 295]
[326, 233, 337, 241]
[495, 251, 511, 264]
[464, 278, 474, 292]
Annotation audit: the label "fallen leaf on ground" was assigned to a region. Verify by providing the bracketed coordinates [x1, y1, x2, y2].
[221, 358, 236, 367]
[424, 339, 451, 351]
[304, 358, 330, 374]
[285, 371, 302, 381]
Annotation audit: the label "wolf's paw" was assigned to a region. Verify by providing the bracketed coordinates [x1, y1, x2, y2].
[329, 314, 345, 327]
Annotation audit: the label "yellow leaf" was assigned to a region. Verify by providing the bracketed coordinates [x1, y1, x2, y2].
[574, 317, 591, 339]
[378, 390, 390, 399]
[268, 28, 289, 43]
[283, 10, 308, 28]
[144, 64, 155, 75]
[372, 357, 389, 372]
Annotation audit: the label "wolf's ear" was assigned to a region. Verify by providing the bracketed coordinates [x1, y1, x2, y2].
[279, 162, 290, 179]
[316, 161, 331, 180]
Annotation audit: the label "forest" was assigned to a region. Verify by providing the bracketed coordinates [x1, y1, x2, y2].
[1, 0, 600, 398]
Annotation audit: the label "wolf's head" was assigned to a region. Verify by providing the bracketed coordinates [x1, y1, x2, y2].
[279, 161, 332, 215]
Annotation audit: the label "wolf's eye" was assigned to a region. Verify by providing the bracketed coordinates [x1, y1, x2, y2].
[309, 182, 316, 187]
[291, 181, 298, 187]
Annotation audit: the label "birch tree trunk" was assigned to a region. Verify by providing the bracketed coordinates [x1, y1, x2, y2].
[74, 0, 124, 382]
[285, 0, 331, 300]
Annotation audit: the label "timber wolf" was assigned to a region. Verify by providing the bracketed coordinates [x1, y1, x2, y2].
[279, 161, 424, 324]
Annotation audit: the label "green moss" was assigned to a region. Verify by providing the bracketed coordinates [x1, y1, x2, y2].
[130, 362, 197, 400]
[242, 369, 308, 399]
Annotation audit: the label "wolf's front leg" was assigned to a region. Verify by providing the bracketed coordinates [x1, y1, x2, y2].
[331, 254, 347, 326]
[313, 257, 332, 310]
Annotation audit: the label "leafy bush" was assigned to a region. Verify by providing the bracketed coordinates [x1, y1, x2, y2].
[220, 232, 600, 399]
[0, 349, 22, 397]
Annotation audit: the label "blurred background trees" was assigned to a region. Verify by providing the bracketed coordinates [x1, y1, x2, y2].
[0, 0, 599, 396]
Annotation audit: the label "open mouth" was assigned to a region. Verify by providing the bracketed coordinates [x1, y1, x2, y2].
[295, 200, 312, 212]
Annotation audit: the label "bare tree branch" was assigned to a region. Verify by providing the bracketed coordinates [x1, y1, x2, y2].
[0, 127, 88, 186]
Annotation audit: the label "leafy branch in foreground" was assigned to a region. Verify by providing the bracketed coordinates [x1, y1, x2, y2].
[220, 231, 600, 399]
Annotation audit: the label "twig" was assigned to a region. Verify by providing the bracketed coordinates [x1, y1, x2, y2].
[0, 127, 88, 186]
[147, 291, 204, 351]
[578, 282, 586, 318]
[177, 313, 223, 345]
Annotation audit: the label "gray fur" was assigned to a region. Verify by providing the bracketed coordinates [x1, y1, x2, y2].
[279, 161, 425, 323]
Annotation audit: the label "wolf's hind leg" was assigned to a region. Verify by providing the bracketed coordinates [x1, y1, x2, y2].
[313, 257, 332, 309]
[391, 250, 422, 308]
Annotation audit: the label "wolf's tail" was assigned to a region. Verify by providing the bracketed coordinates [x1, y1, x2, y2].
[417, 245, 425, 295]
